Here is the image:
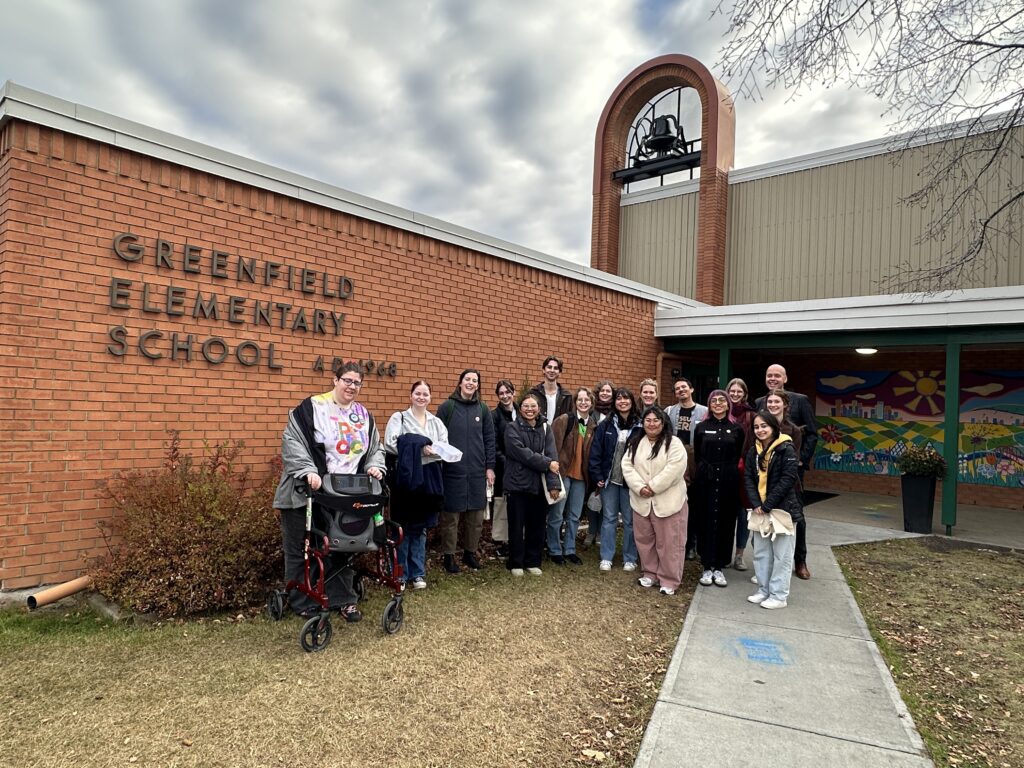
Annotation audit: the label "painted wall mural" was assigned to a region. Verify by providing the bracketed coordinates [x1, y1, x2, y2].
[813, 370, 1024, 488]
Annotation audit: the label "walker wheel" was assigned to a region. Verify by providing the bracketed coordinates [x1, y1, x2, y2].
[353, 575, 365, 602]
[382, 596, 404, 635]
[265, 590, 285, 621]
[299, 615, 333, 652]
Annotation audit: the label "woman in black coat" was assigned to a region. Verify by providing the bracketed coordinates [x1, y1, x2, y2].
[693, 389, 743, 588]
[503, 393, 561, 575]
[743, 411, 803, 610]
[490, 379, 518, 557]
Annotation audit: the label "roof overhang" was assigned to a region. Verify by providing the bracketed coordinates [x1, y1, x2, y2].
[656, 286, 1024, 340]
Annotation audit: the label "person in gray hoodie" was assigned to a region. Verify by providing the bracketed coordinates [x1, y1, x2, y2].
[436, 369, 496, 574]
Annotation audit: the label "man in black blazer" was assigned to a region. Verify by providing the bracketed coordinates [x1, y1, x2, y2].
[755, 364, 819, 580]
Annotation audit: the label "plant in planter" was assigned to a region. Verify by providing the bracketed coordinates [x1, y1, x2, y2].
[895, 443, 947, 534]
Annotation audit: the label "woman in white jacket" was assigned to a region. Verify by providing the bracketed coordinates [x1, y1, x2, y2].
[621, 406, 688, 595]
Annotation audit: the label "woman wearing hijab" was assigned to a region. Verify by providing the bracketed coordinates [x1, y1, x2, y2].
[693, 390, 743, 588]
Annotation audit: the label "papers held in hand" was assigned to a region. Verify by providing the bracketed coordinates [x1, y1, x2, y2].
[430, 441, 463, 463]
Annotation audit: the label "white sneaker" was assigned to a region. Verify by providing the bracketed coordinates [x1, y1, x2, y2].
[599, 560, 612, 572]
[637, 576, 656, 588]
[659, 586, 676, 596]
[712, 570, 728, 587]
[750, 575, 759, 584]
[412, 577, 427, 590]
[699, 569, 713, 586]
[623, 562, 638, 572]
[761, 597, 788, 609]
[526, 567, 543, 576]
[510, 568, 524, 577]
[747, 592, 768, 604]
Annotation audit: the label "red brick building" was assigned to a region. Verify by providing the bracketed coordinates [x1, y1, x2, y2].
[0, 83, 694, 589]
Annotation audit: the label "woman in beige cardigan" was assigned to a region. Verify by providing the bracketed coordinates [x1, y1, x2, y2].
[621, 406, 688, 595]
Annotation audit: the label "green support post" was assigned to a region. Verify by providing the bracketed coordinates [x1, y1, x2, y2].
[942, 341, 961, 535]
[718, 346, 731, 390]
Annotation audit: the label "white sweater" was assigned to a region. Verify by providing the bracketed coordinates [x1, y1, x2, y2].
[621, 436, 687, 517]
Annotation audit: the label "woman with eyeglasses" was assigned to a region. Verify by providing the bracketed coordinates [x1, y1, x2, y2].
[547, 387, 598, 565]
[584, 379, 616, 547]
[692, 390, 744, 588]
[436, 369, 496, 575]
[725, 377, 756, 572]
[744, 410, 802, 609]
[273, 361, 385, 622]
[490, 379, 518, 558]
[588, 388, 642, 572]
[503, 393, 561, 575]
[622, 406, 688, 595]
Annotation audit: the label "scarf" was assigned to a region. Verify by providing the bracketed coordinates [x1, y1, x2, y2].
[755, 433, 793, 503]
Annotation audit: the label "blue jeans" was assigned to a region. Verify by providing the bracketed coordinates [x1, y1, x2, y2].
[751, 530, 796, 601]
[599, 483, 637, 565]
[546, 477, 587, 556]
[396, 526, 427, 582]
[735, 505, 750, 550]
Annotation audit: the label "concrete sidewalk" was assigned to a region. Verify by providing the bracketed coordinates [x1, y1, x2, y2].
[634, 519, 934, 767]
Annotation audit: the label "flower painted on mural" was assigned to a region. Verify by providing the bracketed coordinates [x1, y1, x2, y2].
[854, 452, 865, 461]
[977, 463, 996, 478]
[821, 424, 844, 444]
[997, 459, 1016, 479]
[830, 453, 842, 463]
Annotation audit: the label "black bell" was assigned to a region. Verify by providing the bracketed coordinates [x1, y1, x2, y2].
[643, 115, 682, 154]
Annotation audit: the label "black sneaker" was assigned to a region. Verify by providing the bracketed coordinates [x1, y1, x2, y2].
[550, 554, 565, 565]
[340, 604, 362, 623]
[462, 551, 482, 571]
[443, 554, 460, 574]
[495, 543, 509, 558]
[566, 554, 583, 565]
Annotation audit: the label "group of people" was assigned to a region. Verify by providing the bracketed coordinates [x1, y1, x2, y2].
[273, 357, 819, 619]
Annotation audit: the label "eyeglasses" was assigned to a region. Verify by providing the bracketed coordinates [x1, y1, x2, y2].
[709, 397, 728, 404]
[338, 378, 363, 388]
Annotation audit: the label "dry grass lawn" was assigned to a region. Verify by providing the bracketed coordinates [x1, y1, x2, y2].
[836, 537, 1024, 768]
[1, 549, 693, 768]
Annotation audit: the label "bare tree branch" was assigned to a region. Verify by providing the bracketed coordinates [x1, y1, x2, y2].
[714, 0, 1024, 293]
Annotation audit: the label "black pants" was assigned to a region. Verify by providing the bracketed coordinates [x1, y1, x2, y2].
[796, 467, 808, 565]
[279, 507, 356, 614]
[506, 491, 547, 569]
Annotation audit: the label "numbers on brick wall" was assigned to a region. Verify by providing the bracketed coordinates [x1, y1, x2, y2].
[312, 357, 397, 377]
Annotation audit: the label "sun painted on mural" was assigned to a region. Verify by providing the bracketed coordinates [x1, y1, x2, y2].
[814, 370, 1024, 487]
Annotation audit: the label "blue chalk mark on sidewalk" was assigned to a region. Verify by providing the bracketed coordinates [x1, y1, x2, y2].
[734, 637, 792, 665]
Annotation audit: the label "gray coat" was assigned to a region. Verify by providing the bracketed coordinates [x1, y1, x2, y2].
[664, 402, 708, 444]
[272, 401, 386, 510]
[503, 419, 560, 496]
[437, 394, 496, 512]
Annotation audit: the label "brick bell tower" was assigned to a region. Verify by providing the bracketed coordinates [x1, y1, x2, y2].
[590, 54, 735, 306]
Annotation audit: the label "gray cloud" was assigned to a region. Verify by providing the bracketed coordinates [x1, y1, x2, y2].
[0, 0, 897, 264]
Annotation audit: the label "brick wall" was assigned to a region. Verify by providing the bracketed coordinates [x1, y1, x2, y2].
[0, 120, 662, 589]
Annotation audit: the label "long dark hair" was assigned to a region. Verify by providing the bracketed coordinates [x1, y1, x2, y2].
[627, 406, 673, 462]
[753, 410, 782, 471]
[612, 387, 640, 429]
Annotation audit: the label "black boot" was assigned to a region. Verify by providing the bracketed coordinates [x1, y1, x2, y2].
[443, 554, 460, 574]
[462, 550, 482, 571]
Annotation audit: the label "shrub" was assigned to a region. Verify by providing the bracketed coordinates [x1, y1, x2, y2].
[895, 443, 948, 479]
[91, 432, 282, 618]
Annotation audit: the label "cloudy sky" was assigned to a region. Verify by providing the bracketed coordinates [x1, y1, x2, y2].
[0, 0, 892, 263]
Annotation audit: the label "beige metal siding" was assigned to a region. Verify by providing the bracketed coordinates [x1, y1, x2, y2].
[619, 126, 1023, 303]
[619, 192, 697, 297]
[726, 129, 1024, 302]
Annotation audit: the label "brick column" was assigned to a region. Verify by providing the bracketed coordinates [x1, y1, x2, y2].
[591, 55, 735, 305]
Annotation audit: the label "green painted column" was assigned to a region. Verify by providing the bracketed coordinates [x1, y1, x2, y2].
[942, 341, 961, 535]
[718, 346, 731, 390]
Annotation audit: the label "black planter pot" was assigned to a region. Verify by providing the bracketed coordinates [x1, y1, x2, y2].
[901, 474, 937, 534]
